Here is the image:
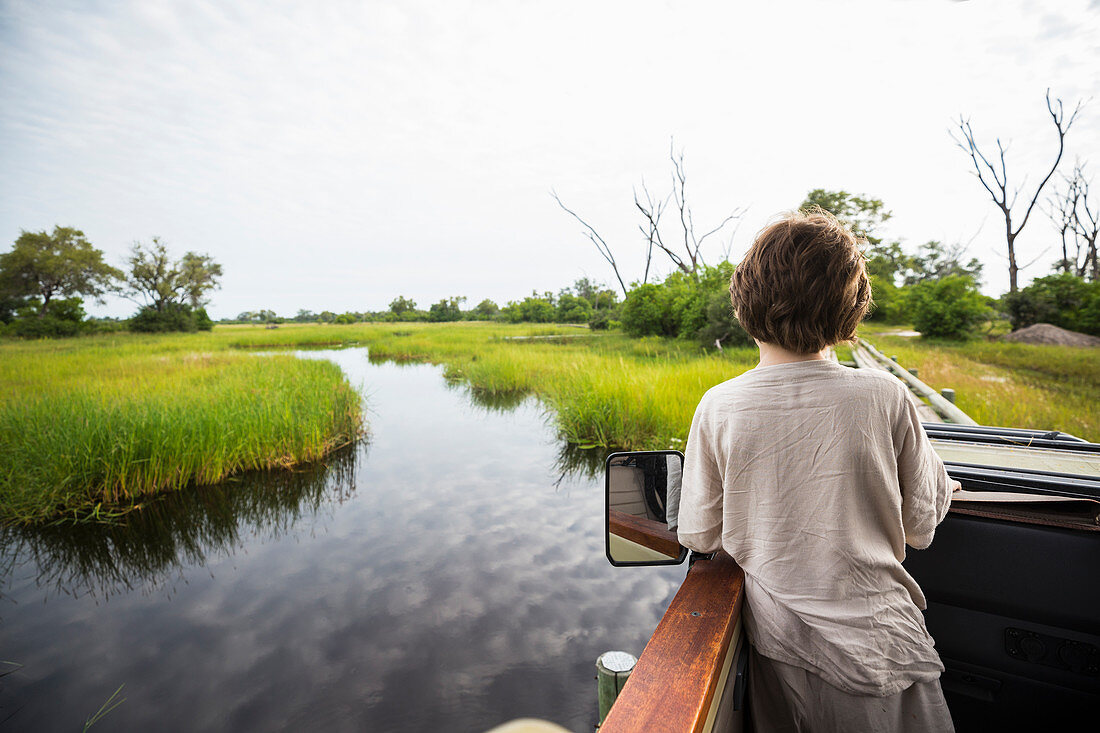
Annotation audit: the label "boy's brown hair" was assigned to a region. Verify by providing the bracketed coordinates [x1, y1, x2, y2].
[730, 209, 871, 353]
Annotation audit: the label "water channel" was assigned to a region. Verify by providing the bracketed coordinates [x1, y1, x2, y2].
[0, 348, 686, 732]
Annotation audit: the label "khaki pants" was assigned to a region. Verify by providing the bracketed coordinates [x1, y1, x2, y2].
[748, 648, 954, 733]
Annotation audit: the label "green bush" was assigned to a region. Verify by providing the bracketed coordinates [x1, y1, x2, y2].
[906, 275, 990, 340]
[428, 297, 464, 322]
[1079, 295, 1100, 337]
[3, 297, 89, 338]
[698, 288, 752, 347]
[556, 293, 593, 323]
[588, 309, 616, 330]
[1002, 274, 1100, 335]
[129, 304, 214, 333]
[618, 264, 747, 346]
[620, 263, 750, 346]
[501, 296, 556, 323]
[621, 283, 676, 337]
[867, 274, 905, 323]
[470, 299, 499, 320]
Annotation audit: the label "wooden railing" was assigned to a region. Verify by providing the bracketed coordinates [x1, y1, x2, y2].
[600, 552, 745, 732]
[609, 509, 683, 558]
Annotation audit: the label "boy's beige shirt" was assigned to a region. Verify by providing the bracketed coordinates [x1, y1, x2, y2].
[678, 360, 957, 697]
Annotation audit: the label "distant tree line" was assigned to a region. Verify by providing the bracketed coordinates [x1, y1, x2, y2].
[229, 278, 621, 329]
[0, 227, 221, 337]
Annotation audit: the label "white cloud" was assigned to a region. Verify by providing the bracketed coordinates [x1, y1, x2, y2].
[1, 0, 1097, 317]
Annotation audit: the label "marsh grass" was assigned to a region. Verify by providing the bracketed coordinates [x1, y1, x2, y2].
[5, 321, 1095, 523]
[860, 326, 1099, 441]
[206, 322, 759, 449]
[1, 338, 362, 524]
[347, 323, 758, 449]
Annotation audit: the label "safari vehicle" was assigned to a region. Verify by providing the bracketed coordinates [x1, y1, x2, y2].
[601, 424, 1100, 732]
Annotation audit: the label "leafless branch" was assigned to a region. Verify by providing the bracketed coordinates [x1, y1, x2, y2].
[551, 190, 628, 297]
[668, 139, 744, 274]
[634, 180, 674, 282]
[1070, 161, 1099, 279]
[1014, 89, 1083, 236]
[951, 89, 1085, 291]
[721, 215, 745, 262]
[1047, 166, 1082, 274]
[1019, 247, 1051, 271]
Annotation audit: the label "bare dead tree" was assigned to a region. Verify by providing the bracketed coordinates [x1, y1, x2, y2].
[951, 89, 1083, 292]
[721, 217, 744, 262]
[633, 180, 669, 284]
[1047, 165, 1082, 274]
[554, 143, 745, 292]
[551, 190, 628, 297]
[670, 142, 744, 275]
[635, 179, 688, 279]
[1071, 162, 1099, 280]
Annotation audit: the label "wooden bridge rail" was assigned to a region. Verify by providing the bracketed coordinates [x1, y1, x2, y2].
[855, 338, 978, 426]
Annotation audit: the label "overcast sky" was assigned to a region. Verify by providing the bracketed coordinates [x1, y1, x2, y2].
[2, 0, 1098, 319]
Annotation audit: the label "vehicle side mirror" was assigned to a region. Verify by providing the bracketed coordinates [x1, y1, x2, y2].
[605, 451, 688, 567]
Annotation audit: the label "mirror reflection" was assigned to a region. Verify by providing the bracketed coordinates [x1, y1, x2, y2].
[605, 451, 687, 566]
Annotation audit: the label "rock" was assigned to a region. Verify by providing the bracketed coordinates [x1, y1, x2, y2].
[1001, 323, 1100, 347]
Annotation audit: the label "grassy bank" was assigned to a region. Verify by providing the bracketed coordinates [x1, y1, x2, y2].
[327, 323, 759, 449]
[249, 322, 1098, 443]
[4, 321, 1096, 523]
[860, 326, 1100, 441]
[1, 338, 362, 524]
[115, 322, 760, 450]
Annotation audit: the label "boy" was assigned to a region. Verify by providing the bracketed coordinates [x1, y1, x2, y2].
[677, 209, 959, 732]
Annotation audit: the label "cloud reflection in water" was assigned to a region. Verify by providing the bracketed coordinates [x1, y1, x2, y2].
[0, 351, 686, 732]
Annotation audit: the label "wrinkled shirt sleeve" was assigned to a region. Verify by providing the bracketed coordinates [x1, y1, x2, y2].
[677, 396, 724, 553]
[895, 398, 958, 549]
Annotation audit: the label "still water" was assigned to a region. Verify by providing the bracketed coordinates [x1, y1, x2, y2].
[0, 349, 687, 732]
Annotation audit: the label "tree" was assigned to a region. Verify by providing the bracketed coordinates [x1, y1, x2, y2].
[1051, 161, 1099, 281]
[428, 296, 465, 322]
[633, 145, 744, 279]
[902, 241, 984, 286]
[124, 237, 222, 312]
[800, 189, 891, 242]
[621, 283, 675, 337]
[799, 190, 909, 282]
[1047, 164, 1083, 276]
[0, 226, 120, 317]
[553, 141, 744, 297]
[6, 296, 88, 337]
[501, 295, 556, 323]
[617, 263, 750, 346]
[179, 252, 223, 308]
[866, 274, 903, 323]
[1003, 273, 1100, 334]
[471, 298, 499, 320]
[906, 275, 991, 340]
[130, 302, 213, 333]
[389, 296, 416, 316]
[555, 293, 592, 323]
[1073, 169, 1099, 281]
[952, 90, 1083, 292]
